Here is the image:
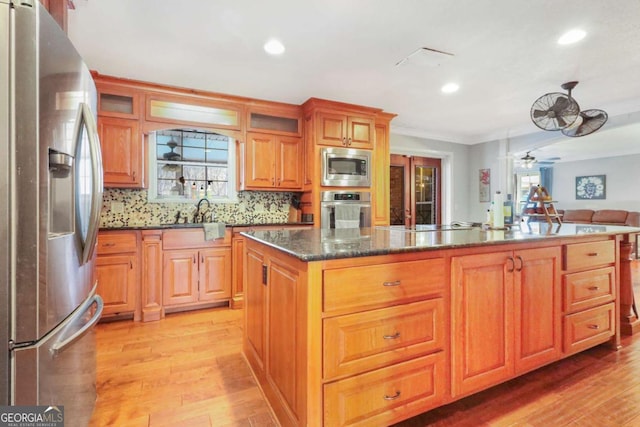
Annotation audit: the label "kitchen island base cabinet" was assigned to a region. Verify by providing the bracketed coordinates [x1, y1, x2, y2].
[242, 230, 627, 426]
[451, 247, 561, 397]
[244, 245, 308, 426]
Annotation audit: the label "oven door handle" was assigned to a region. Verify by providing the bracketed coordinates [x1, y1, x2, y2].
[322, 203, 370, 209]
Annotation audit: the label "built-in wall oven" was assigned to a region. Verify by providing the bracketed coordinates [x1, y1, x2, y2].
[321, 147, 371, 187]
[320, 191, 371, 229]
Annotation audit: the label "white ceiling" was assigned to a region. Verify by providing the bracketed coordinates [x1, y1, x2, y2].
[67, 0, 640, 160]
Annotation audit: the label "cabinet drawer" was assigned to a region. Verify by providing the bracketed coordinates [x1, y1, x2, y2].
[564, 240, 615, 271]
[324, 352, 446, 427]
[324, 299, 444, 380]
[323, 258, 445, 314]
[97, 232, 138, 255]
[163, 228, 230, 250]
[564, 267, 615, 313]
[563, 302, 615, 355]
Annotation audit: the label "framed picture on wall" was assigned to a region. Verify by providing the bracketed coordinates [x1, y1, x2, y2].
[479, 168, 491, 202]
[575, 175, 606, 200]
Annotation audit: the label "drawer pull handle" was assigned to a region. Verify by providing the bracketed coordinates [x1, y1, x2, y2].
[384, 391, 401, 401]
[383, 332, 401, 340]
[103, 242, 116, 247]
[588, 286, 600, 291]
[506, 257, 515, 273]
[383, 280, 401, 287]
[588, 324, 600, 330]
[587, 252, 599, 256]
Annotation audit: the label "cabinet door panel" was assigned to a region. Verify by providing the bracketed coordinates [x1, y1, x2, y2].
[317, 112, 347, 146]
[276, 136, 303, 189]
[96, 254, 136, 314]
[245, 132, 276, 188]
[245, 247, 266, 368]
[199, 248, 231, 301]
[347, 116, 374, 148]
[267, 260, 303, 422]
[515, 247, 562, 373]
[98, 117, 142, 187]
[451, 251, 514, 397]
[163, 250, 199, 306]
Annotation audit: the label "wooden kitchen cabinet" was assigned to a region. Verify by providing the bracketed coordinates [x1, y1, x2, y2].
[451, 246, 561, 396]
[241, 132, 303, 190]
[562, 240, 617, 355]
[162, 228, 232, 311]
[98, 116, 143, 188]
[372, 113, 395, 226]
[315, 111, 374, 149]
[96, 231, 139, 318]
[199, 248, 232, 301]
[244, 245, 306, 423]
[244, 245, 267, 367]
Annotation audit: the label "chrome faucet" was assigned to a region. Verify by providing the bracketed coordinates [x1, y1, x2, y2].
[193, 198, 210, 223]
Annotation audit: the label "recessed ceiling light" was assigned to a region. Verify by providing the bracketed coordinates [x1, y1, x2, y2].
[264, 39, 285, 55]
[441, 83, 459, 94]
[558, 29, 586, 45]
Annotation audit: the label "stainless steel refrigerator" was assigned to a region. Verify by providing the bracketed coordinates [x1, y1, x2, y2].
[1, 1, 104, 424]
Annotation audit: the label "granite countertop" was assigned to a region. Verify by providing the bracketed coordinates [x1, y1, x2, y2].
[242, 223, 640, 262]
[99, 221, 314, 231]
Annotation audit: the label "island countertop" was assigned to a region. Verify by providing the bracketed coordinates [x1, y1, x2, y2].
[242, 223, 640, 262]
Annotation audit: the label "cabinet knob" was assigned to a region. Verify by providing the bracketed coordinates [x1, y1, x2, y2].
[342, 137, 347, 146]
[132, 171, 136, 181]
[383, 391, 401, 401]
[348, 137, 352, 146]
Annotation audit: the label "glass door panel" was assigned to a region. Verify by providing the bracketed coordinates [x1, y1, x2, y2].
[415, 166, 435, 224]
[390, 155, 441, 227]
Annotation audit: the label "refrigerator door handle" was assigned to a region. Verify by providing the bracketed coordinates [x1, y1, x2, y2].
[80, 102, 104, 265]
[50, 291, 104, 356]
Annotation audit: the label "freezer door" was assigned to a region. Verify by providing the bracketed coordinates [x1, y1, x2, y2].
[13, 287, 103, 424]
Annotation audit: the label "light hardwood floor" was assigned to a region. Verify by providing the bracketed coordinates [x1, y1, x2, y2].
[90, 261, 640, 427]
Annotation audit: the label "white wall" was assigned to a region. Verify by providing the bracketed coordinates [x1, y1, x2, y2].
[390, 133, 472, 223]
[467, 139, 514, 222]
[552, 153, 640, 211]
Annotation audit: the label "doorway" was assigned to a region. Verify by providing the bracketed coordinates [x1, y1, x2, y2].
[390, 154, 441, 226]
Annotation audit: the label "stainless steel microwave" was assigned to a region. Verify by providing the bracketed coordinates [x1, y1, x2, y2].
[321, 147, 371, 187]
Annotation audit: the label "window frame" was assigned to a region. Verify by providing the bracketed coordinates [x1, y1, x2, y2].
[147, 128, 238, 204]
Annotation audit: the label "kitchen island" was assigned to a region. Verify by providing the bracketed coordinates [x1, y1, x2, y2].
[241, 224, 639, 426]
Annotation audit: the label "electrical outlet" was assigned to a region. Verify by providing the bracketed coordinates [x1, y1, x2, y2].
[111, 202, 124, 213]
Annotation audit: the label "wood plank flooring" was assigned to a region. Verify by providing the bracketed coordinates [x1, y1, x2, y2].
[90, 261, 640, 426]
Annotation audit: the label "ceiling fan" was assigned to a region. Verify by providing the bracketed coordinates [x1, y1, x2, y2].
[519, 151, 556, 169]
[530, 81, 607, 137]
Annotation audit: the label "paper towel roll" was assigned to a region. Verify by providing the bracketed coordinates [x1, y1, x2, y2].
[493, 192, 504, 228]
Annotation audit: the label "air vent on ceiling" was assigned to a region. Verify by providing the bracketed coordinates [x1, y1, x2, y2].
[395, 47, 454, 68]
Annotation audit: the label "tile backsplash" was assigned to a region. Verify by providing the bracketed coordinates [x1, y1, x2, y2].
[100, 189, 297, 227]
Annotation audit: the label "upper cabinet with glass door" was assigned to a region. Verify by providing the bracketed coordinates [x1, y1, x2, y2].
[95, 81, 144, 188]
